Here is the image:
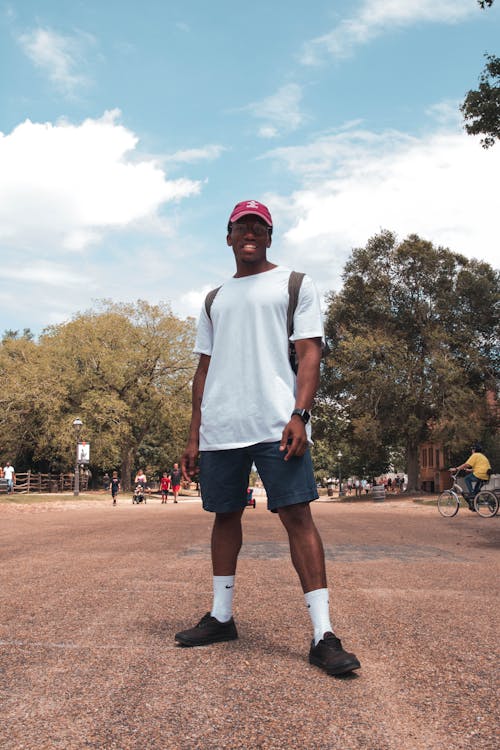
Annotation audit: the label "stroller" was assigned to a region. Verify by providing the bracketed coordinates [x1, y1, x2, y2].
[132, 483, 147, 504]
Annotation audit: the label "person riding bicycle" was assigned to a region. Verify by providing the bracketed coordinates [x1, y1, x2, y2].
[449, 443, 492, 500]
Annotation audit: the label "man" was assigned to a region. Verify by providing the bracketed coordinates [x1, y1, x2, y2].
[177, 200, 360, 676]
[170, 463, 182, 504]
[3, 461, 15, 494]
[450, 443, 492, 498]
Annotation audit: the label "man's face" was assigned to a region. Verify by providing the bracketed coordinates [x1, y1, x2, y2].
[227, 215, 271, 264]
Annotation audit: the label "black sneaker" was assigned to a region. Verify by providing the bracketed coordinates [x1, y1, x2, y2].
[309, 632, 361, 675]
[174, 612, 238, 647]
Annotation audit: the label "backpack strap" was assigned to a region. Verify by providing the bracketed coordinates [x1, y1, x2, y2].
[287, 271, 305, 338]
[204, 286, 222, 320]
[287, 271, 305, 375]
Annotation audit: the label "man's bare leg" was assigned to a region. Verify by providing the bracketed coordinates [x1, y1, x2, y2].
[277, 502, 327, 592]
[211, 509, 245, 575]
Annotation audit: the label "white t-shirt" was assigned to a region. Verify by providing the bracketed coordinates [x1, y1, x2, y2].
[194, 265, 324, 450]
[3, 465, 15, 480]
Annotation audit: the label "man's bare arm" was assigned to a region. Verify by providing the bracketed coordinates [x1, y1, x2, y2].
[181, 354, 210, 480]
[280, 337, 322, 460]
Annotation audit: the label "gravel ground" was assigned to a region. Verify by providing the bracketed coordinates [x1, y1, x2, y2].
[0, 495, 498, 750]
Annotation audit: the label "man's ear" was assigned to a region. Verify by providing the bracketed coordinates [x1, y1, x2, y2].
[227, 233, 232, 247]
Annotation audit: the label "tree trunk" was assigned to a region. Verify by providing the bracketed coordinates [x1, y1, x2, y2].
[121, 447, 136, 492]
[406, 443, 420, 492]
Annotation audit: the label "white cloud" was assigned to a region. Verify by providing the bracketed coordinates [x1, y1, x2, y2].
[301, 0, 473, 63]
[258, 126, 279, 139]
[179, 286, 214, 318]
[242, 84, 306, 138]
[0, 110, 201, 254]
[165, 144, 227, 164]
[1, 261, 89, 286]
[17, 27, 94, 95]
[263, 124, 500, 298]
[425, 99, 462, 126]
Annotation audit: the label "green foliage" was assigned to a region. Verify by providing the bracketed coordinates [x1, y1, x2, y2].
[321, 231, 500, 490]
[2, 328, 34, 342]
[461, 54, 500, 148]
[0, 301, 197, 488]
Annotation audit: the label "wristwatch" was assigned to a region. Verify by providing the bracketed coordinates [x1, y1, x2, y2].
[291, 408, 310, 424]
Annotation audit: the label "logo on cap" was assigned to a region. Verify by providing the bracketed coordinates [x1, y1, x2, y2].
[229, 200, 273, 227]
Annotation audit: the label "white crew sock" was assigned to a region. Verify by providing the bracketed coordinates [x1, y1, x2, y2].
[211, 575, 235, 623]
[305, 588, 334, 645]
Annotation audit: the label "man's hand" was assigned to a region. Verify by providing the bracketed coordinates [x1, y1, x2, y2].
[182, 439, 199, 481]
[279, 417, 308, 461]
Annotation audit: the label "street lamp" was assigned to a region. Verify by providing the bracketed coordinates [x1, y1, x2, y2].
[72, 418, 83, 496]
[337, 450, 345, 497]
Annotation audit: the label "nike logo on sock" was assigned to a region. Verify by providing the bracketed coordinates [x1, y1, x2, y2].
[225, 585, 233, 589]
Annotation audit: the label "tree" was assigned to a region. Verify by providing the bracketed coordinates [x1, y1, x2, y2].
[322, 232, 499, 491]
[0, 301, 197, 489]
[0, 334, 64, 470]
[461, 54, 500, 148]
[460, 1, 499, 147]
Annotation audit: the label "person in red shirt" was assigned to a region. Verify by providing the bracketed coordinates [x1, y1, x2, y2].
[160, 472, 171, 504]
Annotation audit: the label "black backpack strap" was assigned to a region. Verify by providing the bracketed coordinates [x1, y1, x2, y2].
[287, 271, 305, 375]
[287, 271, 305, 338]
[204, 286, 222, 321]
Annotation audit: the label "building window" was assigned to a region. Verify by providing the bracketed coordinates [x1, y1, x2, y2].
[435, 449, 440, 469]
[428, 447, 433, 467]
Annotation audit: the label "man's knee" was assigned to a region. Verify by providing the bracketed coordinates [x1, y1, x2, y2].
[214, 509, 244, 528]
[278, 502, 314, 530]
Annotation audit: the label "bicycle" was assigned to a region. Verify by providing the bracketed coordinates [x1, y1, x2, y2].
[437, 472, 499, 518]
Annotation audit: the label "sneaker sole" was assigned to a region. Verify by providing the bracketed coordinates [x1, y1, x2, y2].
[175, 632, 238, 647]
[309, 654, 361, 675]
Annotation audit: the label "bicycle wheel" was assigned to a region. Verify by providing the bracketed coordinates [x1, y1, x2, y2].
[473, 490, 499, 518]
[437, 490, 460, 517]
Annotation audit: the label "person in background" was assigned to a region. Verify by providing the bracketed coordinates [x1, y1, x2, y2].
[134, 469, 147, 485]
[160, 472, 171, 504]
[110, 471, 120, 506]
[170, 463, 182, 504]
[450, 443, 492, 498]
[3, 461, 16, 494]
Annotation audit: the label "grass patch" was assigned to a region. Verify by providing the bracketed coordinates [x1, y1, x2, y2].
[413, 497, 438, 506]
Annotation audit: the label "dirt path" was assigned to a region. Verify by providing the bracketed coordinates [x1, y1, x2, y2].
[0, 498, 498, 749]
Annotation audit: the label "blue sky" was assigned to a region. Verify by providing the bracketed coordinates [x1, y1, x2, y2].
[1, 0, 499, 334]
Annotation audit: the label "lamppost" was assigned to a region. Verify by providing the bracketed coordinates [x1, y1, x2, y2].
[337, 450, 344, 497]
[72, 418, 83, 496]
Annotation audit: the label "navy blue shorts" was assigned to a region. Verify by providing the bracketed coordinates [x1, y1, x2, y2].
[199, 441, 318, 513]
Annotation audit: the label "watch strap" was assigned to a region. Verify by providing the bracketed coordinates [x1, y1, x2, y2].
[291, 408, 310, 424]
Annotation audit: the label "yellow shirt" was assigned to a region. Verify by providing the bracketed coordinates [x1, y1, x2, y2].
[466, 453, 491, 481]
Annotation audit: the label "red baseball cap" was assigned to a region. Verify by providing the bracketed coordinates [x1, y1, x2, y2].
[229, 200, 273, 227]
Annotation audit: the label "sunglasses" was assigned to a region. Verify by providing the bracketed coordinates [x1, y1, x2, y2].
[230, 221, 271, 237]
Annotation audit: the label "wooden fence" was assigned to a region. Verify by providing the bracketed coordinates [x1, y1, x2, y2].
[1, 471, 89, 494]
